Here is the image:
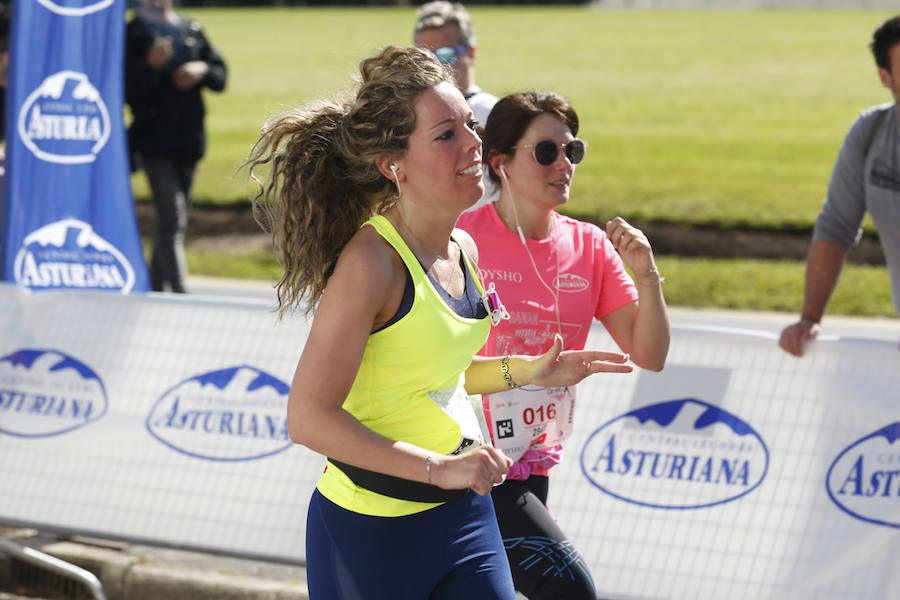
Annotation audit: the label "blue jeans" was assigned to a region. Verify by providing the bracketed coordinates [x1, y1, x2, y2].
[143, 157, 195, 293]
[306, 489, 516, 600]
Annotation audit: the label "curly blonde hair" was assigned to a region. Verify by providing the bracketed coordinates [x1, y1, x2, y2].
[243, 46, 450, 316]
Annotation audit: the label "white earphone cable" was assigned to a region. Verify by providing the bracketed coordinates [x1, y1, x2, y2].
[499, 164, 563, 344]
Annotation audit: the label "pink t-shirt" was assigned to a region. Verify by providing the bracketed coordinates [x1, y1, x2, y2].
[456, 203, 638, 475]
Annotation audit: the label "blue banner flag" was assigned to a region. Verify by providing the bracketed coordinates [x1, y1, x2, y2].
[1, 0, 149, 293]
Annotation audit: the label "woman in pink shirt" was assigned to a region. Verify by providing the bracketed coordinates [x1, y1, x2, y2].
[457, 91, 671, 600]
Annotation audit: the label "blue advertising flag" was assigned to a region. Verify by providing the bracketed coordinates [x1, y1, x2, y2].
[1, 0, 149, 293]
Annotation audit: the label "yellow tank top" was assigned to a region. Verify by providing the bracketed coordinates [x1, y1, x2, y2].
[315, 215, 491, 516]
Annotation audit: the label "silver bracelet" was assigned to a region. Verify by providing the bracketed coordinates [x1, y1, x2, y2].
[638, 267, 665, 286]
[425, 455, 432, 484]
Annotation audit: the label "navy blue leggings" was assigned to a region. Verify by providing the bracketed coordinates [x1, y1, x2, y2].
[306, 489, 516, 600]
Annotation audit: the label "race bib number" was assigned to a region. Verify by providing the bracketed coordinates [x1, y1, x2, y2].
[487, 386, 575, 462]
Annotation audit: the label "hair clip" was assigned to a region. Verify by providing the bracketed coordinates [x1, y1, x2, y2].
[481, 282, 510, 326]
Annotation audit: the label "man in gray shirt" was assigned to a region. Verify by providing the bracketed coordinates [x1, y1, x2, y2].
[780, 15, 900, 356]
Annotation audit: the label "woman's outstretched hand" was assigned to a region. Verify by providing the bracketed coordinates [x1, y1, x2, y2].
[528, 334, 632, 387]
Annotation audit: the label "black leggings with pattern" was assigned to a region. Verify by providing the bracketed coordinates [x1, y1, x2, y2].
[490, 475, 597, 600]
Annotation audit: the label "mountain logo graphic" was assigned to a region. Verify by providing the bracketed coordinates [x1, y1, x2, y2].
[14, 219, 136, 292]
[146, 366, 292, 462]
[18, 71, 110, 164]
[580, 398, 769, 509]
[34, 0, 114, 18]
[826, 422, 900, 529]
[0, 348, 108, 438]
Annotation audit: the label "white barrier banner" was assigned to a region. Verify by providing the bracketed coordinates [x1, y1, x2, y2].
[560, 324, 899, 600]
[0, 283, 321, 562]
[0, 282, 898, 599]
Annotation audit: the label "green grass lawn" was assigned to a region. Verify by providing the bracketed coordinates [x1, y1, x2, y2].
[652, 256, 893, 316]
[133, 6, 894, 232]
[134, 6, 898, 318]
[182, 248, 895, 318]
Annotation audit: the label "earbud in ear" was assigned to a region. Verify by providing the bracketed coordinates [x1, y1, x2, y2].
[389, 163, 401, 199]
[499, 164, 508, 181]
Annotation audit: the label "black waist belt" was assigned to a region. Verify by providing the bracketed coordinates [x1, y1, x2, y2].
[328, 459, 468, 504]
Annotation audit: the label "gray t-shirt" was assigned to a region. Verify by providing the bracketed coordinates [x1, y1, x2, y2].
[814, 102, 900, 316]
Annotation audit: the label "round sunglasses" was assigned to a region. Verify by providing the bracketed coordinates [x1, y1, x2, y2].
[432, 45, 469, 65]
[512, 139, 587, 166]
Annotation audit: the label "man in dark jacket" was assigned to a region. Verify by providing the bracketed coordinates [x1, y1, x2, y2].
[126, 0, 226, 293]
